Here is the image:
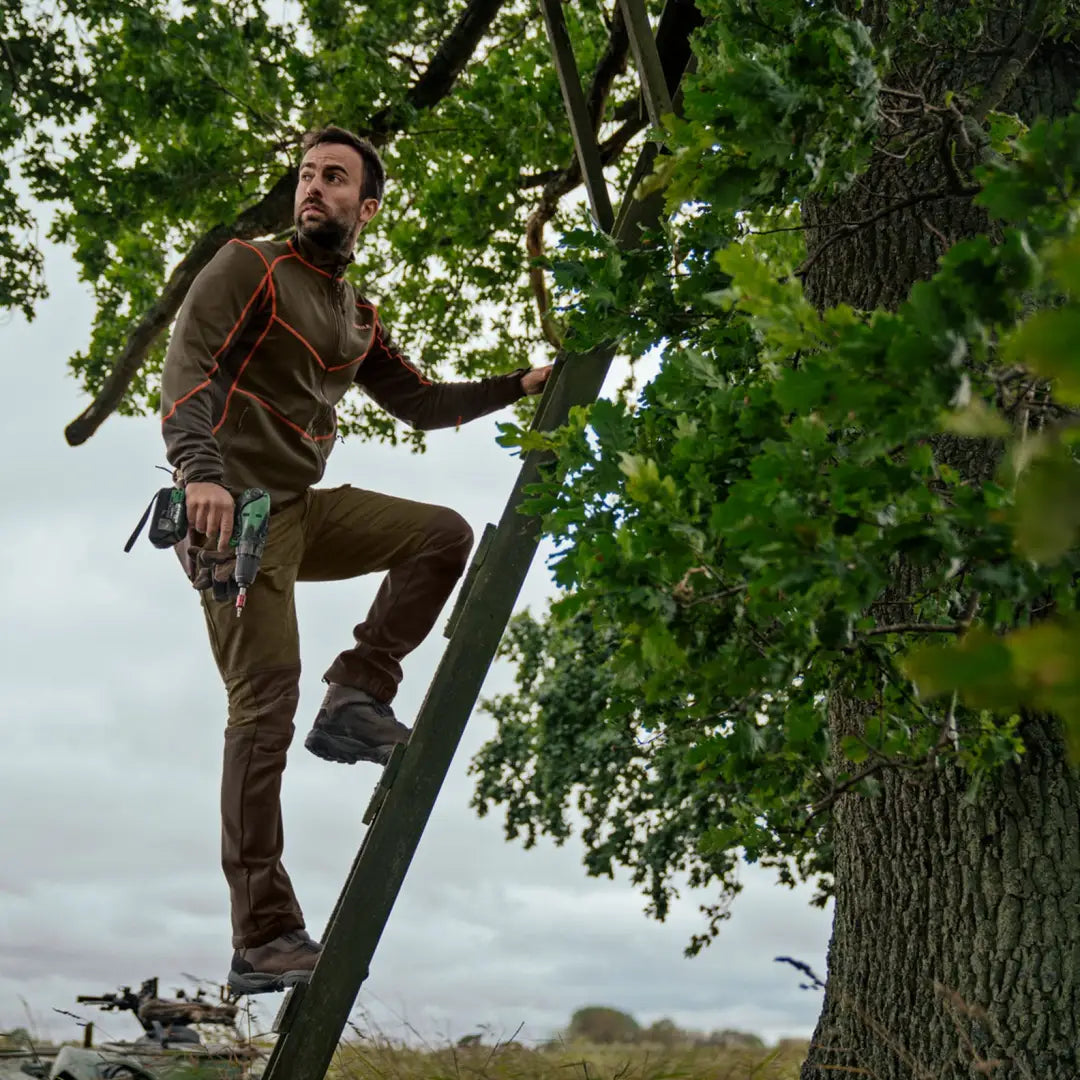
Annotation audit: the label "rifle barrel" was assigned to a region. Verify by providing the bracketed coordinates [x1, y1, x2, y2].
[76, 994, 134, 1010]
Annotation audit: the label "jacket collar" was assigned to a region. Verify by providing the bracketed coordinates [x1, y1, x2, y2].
[290, 231, 354, 279]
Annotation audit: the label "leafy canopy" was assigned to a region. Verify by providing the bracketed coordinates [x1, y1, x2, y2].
[4, 0, 638, 442]
[473, 0, 1080, 949]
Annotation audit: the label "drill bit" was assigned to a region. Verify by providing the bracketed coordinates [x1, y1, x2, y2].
[235, 587, 248, 618]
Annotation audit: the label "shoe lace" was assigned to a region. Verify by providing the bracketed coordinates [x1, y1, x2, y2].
[281, 929, 321, 952]
[355, 690, 393, 719]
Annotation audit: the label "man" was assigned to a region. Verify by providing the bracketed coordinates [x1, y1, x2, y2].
[160, 126, 552, 995]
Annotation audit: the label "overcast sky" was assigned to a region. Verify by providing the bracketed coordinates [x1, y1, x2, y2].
[0, 229, 832, 1049]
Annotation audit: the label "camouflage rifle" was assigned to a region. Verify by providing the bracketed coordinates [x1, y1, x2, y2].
[77, 978, 238, 1046]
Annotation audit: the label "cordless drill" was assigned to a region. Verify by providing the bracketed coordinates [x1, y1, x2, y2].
[231, 487, 271, 618]
[125, 482, 270, 614]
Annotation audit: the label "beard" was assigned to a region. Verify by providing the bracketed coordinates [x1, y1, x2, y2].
[296, 206, 355, 252]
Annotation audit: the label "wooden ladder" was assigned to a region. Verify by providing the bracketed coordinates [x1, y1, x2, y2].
[260, 4, 701, 1075]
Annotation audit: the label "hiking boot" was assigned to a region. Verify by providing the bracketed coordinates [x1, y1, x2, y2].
[304, 683, 411, 765]
[227, 929, 321, 995]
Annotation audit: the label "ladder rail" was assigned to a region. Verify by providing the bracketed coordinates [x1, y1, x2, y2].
[538, 0, 616, 234]
[619, 0, 675, 132]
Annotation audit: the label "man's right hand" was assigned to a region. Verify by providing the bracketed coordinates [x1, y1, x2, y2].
[185, 482, 235, 551]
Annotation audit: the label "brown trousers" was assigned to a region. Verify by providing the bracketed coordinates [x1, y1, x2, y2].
[198, 484, 473, 948]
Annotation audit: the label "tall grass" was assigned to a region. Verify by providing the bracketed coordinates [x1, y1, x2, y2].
[326, 1038, 808, 1080]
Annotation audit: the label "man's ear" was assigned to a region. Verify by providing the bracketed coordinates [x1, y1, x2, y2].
[358, 197, 380, 228]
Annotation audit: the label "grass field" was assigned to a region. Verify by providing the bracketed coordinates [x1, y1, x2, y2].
[325, 1038, 808, 1080]
[2, 1036, 809, 1080]
[5, 1024, 809, 1080]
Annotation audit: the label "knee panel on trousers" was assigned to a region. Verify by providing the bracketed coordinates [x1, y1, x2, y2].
[223, 665, 301, 735]
[427, 508, 474, 568]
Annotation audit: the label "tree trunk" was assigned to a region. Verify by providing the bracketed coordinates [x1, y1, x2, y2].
[805, 712, 1080, 1079]
[799, 17, 1080, 1080]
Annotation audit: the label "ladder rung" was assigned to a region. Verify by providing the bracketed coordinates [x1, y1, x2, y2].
[271, 981, 305, 1034]
[443, 522, 497, 639]
[362, 741, 408, 825]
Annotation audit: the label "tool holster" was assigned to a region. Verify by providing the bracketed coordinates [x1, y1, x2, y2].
[175, 534, 240, 602]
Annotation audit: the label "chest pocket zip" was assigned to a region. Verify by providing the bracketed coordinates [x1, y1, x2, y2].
[331, 277, 347, 365]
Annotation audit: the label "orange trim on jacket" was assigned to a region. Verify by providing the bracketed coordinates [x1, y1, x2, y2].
[160, 232, 529, 506]
[160, 242, 271, 424]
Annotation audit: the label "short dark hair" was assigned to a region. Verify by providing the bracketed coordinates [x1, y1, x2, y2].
[300, 125, 386, 204]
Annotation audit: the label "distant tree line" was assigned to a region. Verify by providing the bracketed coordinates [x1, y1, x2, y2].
[564, 1006, 764, 1048]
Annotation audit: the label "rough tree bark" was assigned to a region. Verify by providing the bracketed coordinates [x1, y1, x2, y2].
[800, 8, 1080, 1079]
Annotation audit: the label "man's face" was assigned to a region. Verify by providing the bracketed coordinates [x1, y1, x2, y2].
[294, 143, 380, 251]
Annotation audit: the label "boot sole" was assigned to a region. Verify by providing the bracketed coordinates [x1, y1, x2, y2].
[227, 968, 313, 996]
[304, 727, 394, 766]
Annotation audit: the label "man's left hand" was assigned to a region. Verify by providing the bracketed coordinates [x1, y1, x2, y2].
[521, 364, 554, 396]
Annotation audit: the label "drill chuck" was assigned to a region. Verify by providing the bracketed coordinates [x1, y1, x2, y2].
[235, 551, 261, 588]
